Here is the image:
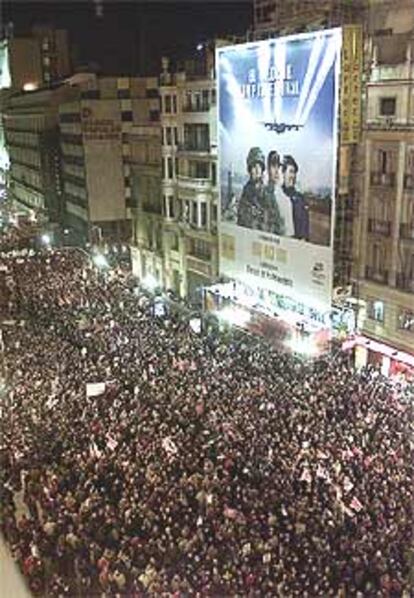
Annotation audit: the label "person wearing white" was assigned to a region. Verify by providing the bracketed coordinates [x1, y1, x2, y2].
[275, 183, 295, 237]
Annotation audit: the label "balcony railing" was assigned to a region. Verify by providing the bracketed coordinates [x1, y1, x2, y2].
[177, 142, 210, 153]
[396, 273, 414, 293]
[182, 104, 210, 113]
[400, 223, 414, 241]
[368, 219, 391, 236]
[177, 175, 212, 190]
[370, 172, 396, 187]
[365, 266, 388, 284]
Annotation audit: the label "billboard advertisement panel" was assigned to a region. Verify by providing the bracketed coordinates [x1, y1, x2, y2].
[217, 29, 342, 313]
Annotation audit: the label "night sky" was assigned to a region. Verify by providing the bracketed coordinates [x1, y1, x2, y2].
[3, 0, 253, 75]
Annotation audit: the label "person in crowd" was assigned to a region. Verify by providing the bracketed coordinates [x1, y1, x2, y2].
[0, 235, 413, 596]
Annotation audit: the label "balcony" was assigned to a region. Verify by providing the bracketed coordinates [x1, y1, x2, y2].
[368, 219, 391, 236]
[396, 273, 414, 293]
[400, 223, 414, 241]
[370, 172, 395, 187]
[177, 175, 212, 191]
[365, 266, 388, 285]
[182, 103, 210, 113]
[177, 142, 211, 155]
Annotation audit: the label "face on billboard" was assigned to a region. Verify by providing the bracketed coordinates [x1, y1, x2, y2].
[217, 29, 341, 312]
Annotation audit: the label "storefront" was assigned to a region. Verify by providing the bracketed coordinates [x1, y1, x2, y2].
[343, 335, 414, 381]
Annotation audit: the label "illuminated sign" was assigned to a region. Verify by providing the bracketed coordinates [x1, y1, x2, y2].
[217, 29, 342, 311]
[340, 25, 363, 145]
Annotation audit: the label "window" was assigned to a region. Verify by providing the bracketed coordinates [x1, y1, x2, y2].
[170, 232, 179, 251]
[189, 161, 209, 179]
[146, 88, 158, 99]
[165, 127, 172, 146]
[379, 97, 396, 116]
[200, 203, 207, 228]
[60, 112, 80, 123]
[184, 200, 190, 222]
[211, 89, 216, 105]
[172, 95, 177, 113]
[167, 157, 173, 179]
[398, 309, 414, 332]
[184, 124, 210, 151]
[367, 299, 384, 322]
[192, 201, 198, 225]
[174, 127, 178, 146]
[189, 238, 211, 260]
[194, 92, 202, 111]
[81, 89, 100, 99]
[118, 89, 130, 99]
[121, 111, 133, 122]
[168, 195, 175, 219]
[202, 89, 209, 109]
[149, 110, 159, 122]
[211, 162, 217, 186]
[164, 95, 171, 113]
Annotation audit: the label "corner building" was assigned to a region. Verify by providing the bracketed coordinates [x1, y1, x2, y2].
[352, 2, 414, 374]
[131, 49, 219, 301]
[59, 74, 160, 242]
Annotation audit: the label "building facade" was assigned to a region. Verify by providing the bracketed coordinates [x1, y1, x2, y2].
[352, 1, 414, 372]
[253, 0, 365, 35]
[3, 84, 77, 222]
[59, 74, 160, 243]
[4, 26, 70, 91]
[131, 49, 219, 301]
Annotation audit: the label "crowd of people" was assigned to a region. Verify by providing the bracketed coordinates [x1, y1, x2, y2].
[0, 243, 413, 597]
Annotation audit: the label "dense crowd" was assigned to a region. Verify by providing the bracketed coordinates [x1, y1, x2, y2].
[0, 246, 413, 597]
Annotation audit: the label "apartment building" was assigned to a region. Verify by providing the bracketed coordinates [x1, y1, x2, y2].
[131, 49, 219, 301]
[353, 3, 414, 373]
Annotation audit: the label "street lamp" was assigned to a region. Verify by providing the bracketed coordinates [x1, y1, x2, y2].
[41, 233, 51, 245]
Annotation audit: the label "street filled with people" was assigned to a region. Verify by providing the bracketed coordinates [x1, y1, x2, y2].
[0, 242, 413, 597]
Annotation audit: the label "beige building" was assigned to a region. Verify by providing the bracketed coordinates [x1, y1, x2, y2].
[60, 74, 160, 242]
[131, 49, 219, 302]
[352, 1, 414, 371]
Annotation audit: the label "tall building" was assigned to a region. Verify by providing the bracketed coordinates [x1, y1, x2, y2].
[3, 26, 71, 90]
[352, 0, 414, 373]
[59, 74, 160, 242]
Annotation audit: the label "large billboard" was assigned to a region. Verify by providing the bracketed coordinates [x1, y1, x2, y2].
[217, 29, 342, 313]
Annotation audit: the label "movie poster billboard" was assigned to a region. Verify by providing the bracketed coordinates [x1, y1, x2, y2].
[217, 29, 342, 313]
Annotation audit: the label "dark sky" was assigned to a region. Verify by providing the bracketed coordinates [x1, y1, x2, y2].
[3, 0, 253, 75]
